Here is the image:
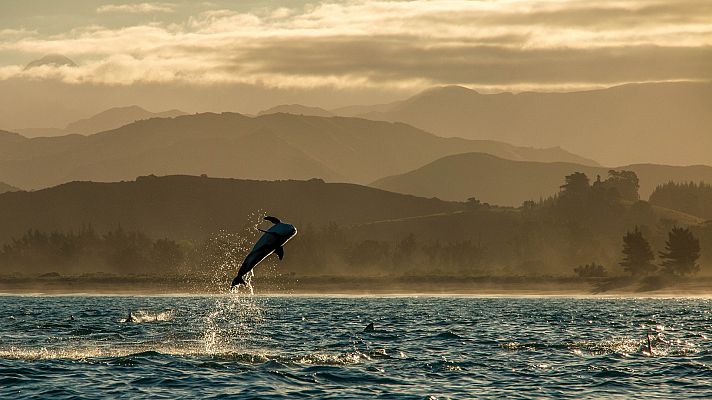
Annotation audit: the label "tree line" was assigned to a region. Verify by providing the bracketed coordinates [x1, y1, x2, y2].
[649, 181, 712, 220]
[0, 224, 487, 278]
[0, 170, 708, 280]
[533, 170, 706, 278]
[0, 227, 186, 275]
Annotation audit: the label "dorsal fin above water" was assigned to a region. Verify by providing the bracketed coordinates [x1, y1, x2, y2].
[264, 216, 281, 224]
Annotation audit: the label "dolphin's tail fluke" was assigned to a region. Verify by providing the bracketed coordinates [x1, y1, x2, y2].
[231, 275, 246, 289]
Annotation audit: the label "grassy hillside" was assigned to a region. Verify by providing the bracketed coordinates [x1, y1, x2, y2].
[0, 175, 462, 244]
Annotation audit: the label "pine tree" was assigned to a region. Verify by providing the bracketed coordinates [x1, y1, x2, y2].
[560, 172, 590, 198]
[659, 227, 700, 276]
[620, 227, 656, 276]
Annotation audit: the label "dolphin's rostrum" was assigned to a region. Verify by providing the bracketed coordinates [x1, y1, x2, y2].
[231, 216, 297, 288]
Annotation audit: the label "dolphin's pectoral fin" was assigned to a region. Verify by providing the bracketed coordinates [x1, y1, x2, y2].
[275, 246, 284, 260]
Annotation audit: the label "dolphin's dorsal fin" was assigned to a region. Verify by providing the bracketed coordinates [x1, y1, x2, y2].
[275, 246, 284, 260]
[264, 216, 281, 224]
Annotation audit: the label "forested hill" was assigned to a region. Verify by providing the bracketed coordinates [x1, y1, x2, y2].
[0, 175, 462, 244]
[372, 152, 712, 205]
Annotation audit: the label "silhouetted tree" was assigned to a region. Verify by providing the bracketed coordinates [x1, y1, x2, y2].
[393, 234, 417, 267]
[601, 170, 640, 201]
[574, 262, 607, 278]
[521, 200, 536, 210]
[467, 197, 483, 210]
[422, 240, 483, 273]
[620, 227, 656, 276]
[557, 172, 594, 221]
[659, 227, 700, 276]
[560, 172, 590, 198]
[346, 240, 390, 266]
[103, 227, 153, 272]
[151, 238, 185, 271]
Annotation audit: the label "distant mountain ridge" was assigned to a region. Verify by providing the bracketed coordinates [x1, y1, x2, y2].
[0, 130, 25, 142]
[258, 104, 334, 117]
[24, 54, 76, 70]
[0, 112, 598, 190]
[65, 105, 187, 135]
[372, 152, 712, 206]
[355, 81, 712, 167]
[12, 106, 189, 138]
[0, 181, 20, 194]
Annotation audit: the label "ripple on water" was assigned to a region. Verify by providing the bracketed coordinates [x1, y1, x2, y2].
[0, 296, 710, 399]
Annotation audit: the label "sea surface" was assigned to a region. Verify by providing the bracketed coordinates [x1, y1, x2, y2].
[0, 295, 710, 399]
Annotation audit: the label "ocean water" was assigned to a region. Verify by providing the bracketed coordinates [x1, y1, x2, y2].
[0, 295, 710, 399]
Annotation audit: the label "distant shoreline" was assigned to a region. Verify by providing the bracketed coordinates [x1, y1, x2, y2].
[1, 275, 711, 296]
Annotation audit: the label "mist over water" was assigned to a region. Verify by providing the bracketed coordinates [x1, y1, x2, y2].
[0, 295, 710, 399]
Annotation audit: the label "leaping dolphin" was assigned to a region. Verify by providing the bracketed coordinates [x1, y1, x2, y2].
[231, 216, 297, 289]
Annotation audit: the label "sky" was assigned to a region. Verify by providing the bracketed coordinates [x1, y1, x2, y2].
[0, 0, 710, 127]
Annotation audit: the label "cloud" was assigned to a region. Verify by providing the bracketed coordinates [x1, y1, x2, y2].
[97, 2, 175, 14]
[2, 0, 711, 90]
[0, 28, 37, 40]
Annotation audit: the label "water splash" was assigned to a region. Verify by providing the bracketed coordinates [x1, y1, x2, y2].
[202, 292, 265, 354]
[187, 210, 266, 292]
[195, 212, 270, 353]
[119, 309, 174, 323]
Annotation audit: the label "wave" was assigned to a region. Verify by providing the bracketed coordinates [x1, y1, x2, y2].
[432, 331, 464, 340]
[0, 345, 390, 368]
[499, 335, 701, 357]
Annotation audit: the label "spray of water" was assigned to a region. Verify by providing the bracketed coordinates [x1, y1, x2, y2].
[202, 292, 265, 354]
[199, 210, 269, 354]
[119, 309, 174, 323]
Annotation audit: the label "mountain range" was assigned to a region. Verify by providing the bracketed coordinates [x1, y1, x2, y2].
[15, 106, 187, 137]
[65, 106, 187, 135]
[2, 81, 711, 206]
[0, 181, 19, 194]
[350, 81, 712, 167]
[258, 104, 334, 117]
[372, 152, 712, 206]
[0, 113, 597, 190]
